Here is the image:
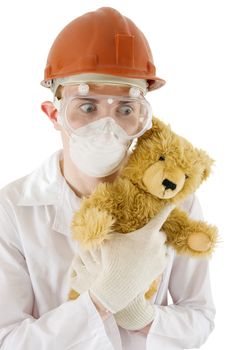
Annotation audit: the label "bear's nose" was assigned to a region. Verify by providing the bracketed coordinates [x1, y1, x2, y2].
[162, 178, 177, 191]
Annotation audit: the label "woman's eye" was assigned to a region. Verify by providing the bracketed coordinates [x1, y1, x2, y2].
[159, 156, 165, 161]
[118, 105, 133, 115]
[185, 174, 189, 179]
[80, 103, 96, 113]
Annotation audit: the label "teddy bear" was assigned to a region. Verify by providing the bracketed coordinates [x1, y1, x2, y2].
[69, 117, 217, 300]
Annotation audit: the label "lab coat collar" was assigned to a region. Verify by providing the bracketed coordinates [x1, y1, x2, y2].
[17, 150, 82, 237]
[17, 150, 66, 206]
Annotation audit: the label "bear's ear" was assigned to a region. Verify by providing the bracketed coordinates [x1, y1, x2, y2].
[138, 116, 171, 142]
[152, 117, 170, 133]
[197, 149, 215, 182]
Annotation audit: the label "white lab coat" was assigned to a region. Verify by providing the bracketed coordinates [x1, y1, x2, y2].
[0, 150, 215, 350]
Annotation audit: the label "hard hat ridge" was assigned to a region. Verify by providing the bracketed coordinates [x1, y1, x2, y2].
[41, 7, 165, 92]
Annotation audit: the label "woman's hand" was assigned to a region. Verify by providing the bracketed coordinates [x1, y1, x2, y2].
[69, 204, 174, 314]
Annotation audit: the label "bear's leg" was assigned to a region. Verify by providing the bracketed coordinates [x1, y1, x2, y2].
[188, 232, 212, 251]
[162, 207, 218, 257]
[186, 223, 217, 254]
[68, 289, 80, 300]
[145, 275, 162, 300]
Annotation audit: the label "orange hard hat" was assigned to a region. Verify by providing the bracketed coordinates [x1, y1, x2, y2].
[41, 7, 165, 92]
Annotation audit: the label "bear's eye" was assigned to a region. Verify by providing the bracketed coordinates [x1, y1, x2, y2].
[185, 174, 189, 179]
[159, 156, 165, 161]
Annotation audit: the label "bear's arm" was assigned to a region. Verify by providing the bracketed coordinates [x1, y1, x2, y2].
[79, 177, 156, 233]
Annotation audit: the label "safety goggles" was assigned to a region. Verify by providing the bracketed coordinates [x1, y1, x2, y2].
[55, 83, 153, 139]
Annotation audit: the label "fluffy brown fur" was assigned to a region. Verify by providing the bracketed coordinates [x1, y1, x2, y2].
[70, 118, 218, 300]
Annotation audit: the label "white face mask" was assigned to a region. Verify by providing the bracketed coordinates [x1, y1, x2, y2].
[68, 117, 131, 177]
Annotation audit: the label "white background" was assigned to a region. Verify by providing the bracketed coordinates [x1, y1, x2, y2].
[0, 0, 229, 348]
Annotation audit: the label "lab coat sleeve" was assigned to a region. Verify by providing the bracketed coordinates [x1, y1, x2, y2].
[146, 196, 216, 349]
[0, 202, 114, 350]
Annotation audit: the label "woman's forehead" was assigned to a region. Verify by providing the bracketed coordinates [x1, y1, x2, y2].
[62, 84, 137, 97]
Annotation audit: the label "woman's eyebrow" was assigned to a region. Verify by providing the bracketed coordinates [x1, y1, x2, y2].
[73, 97, 134, 104]
[76, 97, 99, 103]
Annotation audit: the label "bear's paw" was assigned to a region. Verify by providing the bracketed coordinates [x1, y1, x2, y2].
[71, 208, 115, 248]
[187, 232, 212, 252]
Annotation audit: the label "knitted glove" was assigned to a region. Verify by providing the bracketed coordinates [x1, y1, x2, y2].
[69, 205, 173, 313]
[68, 247, 101, 294]
[114, 275, 162, 330]
[85, 205, 173, 313]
